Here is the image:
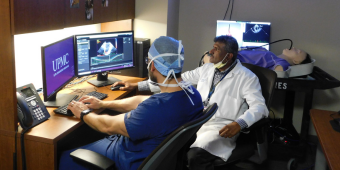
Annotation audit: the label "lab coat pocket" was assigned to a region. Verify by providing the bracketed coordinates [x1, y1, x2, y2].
[215, 95, 242, 120]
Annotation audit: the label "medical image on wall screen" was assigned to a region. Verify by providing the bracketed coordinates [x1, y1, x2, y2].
[216, 20, 271, 50]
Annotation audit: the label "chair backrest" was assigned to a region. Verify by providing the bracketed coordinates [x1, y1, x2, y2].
[138, 103, 218, 170]
[214, 63, 277, 166]
[242, 63, 277, 108]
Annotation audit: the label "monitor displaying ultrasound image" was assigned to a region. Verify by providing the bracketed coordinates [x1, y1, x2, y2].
[216, 20, 271, 50]
[243, 23, 270, 44]
[75, 31, 134, 76]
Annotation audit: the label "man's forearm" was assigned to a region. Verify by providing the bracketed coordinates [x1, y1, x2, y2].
[101, 95, 150, 113]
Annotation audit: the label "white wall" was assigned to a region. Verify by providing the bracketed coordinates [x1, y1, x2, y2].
[134, 0, 168, 43]
[178, 0, 340, 135]
[15, 24, 101, 89]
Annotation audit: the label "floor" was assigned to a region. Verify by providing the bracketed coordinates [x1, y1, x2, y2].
[215, 141, 317, 170]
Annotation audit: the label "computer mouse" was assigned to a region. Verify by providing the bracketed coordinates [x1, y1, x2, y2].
[333, 118, 340, 126]
[110, 85, 125, 91]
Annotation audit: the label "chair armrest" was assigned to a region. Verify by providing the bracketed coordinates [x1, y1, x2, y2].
[242, 118, 270, 132]
[70, 149, 115, 170]
[241, 118, 270, 144]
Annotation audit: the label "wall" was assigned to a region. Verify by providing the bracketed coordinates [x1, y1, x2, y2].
[14, 24, 101, 89]
[178, 0, 340, 135]
[134, 0, 168, 43]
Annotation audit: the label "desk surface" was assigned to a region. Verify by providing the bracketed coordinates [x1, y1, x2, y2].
[18, 75, 146, 144]
[310, 109, 340, 170]
[15, 75, 146, 170]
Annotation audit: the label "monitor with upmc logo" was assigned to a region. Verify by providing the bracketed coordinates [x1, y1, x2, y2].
[41, 36, 77, 107]
[75, 31, 134, 87]
[216, 20, 271, 50]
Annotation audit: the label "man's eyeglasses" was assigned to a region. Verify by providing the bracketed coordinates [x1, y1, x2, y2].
[145, 57, 151, 65]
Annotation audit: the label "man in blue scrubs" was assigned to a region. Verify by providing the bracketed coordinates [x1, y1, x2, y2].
[59, 36, 204, 170]
[114, 36, 268, 170]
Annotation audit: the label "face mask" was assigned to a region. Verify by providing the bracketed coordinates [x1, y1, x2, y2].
[214, 53, 229, 69]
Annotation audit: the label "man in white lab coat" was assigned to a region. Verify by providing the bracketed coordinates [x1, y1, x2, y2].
[113, 35, 268, 170]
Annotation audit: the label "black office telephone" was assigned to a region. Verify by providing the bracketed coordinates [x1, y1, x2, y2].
[16, 83, 50, 130]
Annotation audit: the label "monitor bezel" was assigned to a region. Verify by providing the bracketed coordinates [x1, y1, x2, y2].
[74, 30, 135, 78]
[41, 35, 76, 102]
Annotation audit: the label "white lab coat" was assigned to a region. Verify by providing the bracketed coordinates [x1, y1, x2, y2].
[182, 60, 268, 161]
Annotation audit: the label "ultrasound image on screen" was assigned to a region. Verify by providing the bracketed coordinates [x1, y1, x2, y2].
[97, 39, 117, 56]
[216, 20, 271, 50]
[243, 24, 270, 43]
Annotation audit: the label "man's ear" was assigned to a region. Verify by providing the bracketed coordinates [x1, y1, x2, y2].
[150, 61, 156, 71]
[227, 53, 234, 61]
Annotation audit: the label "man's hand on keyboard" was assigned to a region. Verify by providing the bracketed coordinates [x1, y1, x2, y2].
[78, 96, 103, 109]
[67, 100, 89, 119]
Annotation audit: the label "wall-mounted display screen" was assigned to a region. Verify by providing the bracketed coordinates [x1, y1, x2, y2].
[216, 20, 271, 50]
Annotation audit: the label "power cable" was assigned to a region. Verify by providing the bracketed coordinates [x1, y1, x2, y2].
[223, 0, 232, 20]
[198, 51, 209, 67]
[20, 128, 31, 170]
[229, 0, 234, 20]
[223, 0, 235, 20]
[243, 38, 293, 50]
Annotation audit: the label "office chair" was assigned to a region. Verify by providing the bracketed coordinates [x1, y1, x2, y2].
[70, 103, 218, 170]
[213, 63, 277, 168]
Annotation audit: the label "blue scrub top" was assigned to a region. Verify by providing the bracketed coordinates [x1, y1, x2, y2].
[59, 87, 203, 170]
[113, 88, 203, 169]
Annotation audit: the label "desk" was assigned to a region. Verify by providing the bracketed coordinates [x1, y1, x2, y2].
[310, 109, 340, 170]
[16, 75, 146, 170]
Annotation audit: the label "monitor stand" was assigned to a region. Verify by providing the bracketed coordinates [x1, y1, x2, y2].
[87, 72, 121, 87]
[43, 93, 78, 107]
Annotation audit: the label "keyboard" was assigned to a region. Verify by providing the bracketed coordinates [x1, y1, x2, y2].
[54, 91, 108, 116]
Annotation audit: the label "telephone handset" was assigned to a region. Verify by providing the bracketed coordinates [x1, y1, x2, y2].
[16, 83, 50, 130]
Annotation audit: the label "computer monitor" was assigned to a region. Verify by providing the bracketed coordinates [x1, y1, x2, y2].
[75, 31, 134, 87]
[216, 20, 271, 50]
[41, 36, 77, 107]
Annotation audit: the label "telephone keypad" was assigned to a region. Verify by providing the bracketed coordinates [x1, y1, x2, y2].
[32, 107, 45, 120]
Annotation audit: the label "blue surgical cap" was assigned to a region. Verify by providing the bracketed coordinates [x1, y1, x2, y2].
[148, 36, 184, 76]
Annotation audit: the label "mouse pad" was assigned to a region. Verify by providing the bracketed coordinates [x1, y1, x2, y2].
[329, 120, 340, 133]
